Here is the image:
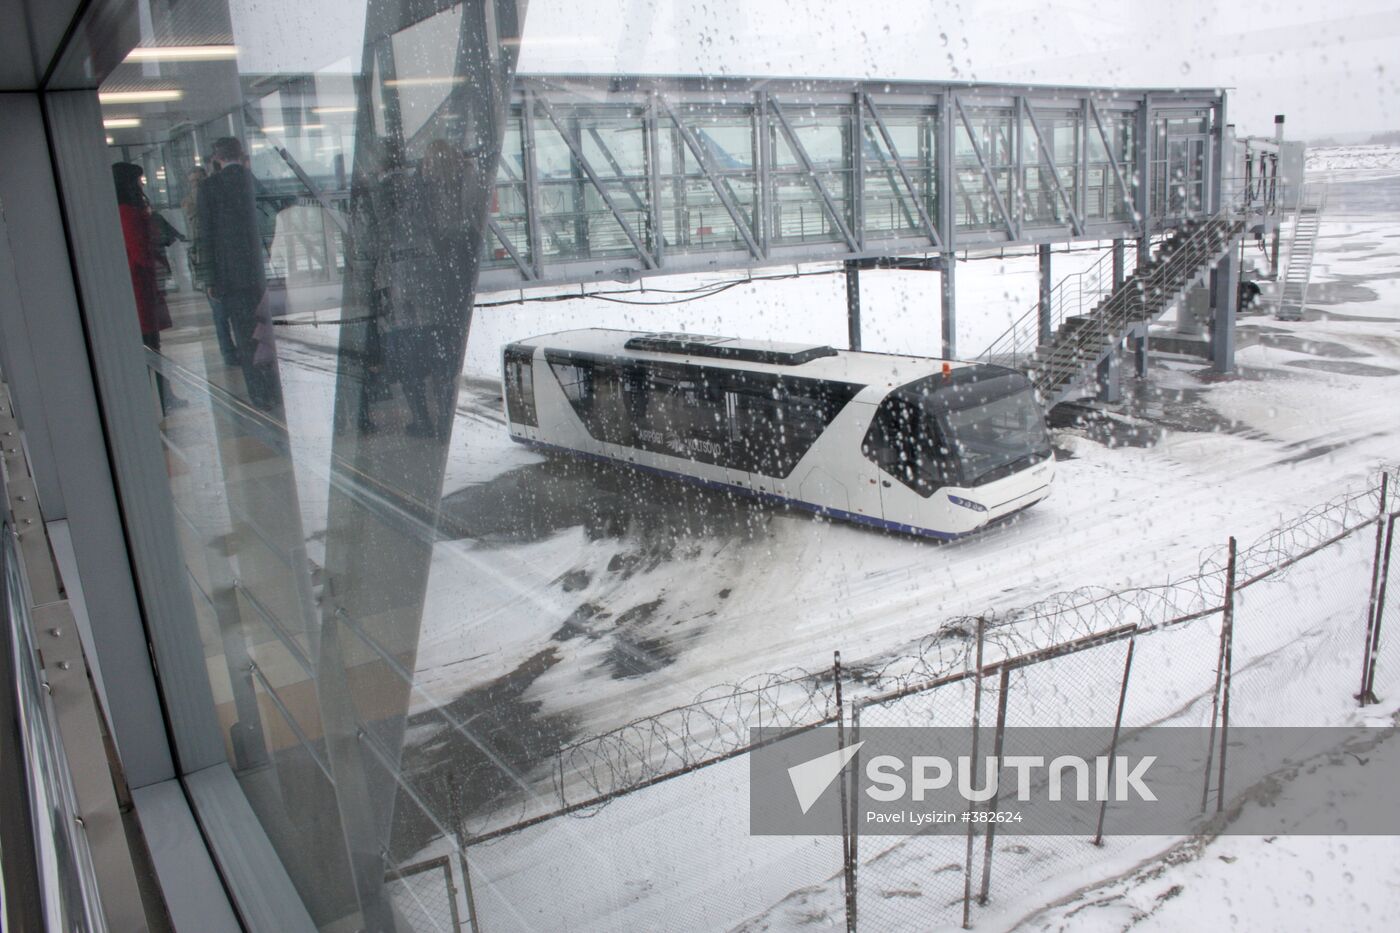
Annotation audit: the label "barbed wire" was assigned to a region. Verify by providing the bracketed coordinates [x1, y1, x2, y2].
[467, 471, 1391, 838]
[554, 667, 837, 807]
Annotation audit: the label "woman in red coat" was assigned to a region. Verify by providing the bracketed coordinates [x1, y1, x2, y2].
[113, 162, 185, 412]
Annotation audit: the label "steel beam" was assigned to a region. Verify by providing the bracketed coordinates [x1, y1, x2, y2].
[1211, 246, 1239, 374]
[520, 95, 548, 278]
[488, 217, 535, 279]
[1038, 243, 1053, 345]
[845, 261, 862, 350]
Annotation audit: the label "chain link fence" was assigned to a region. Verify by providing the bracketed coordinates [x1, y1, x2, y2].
[371, 472, 1396, 930]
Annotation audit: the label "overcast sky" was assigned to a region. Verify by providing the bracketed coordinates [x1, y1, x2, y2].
[511, 0, 1400, 140]
[231, 0, 1400, 140]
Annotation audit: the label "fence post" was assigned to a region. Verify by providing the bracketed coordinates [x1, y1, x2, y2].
[962, 616, 987, 930]
[1094, 634, 1137, 845]
[1216, 538, 1237, 812]
[847, 702, 861, 933]
[1359, 474, 1391, 705]
[1362, 513, 1396, 703]
[1200, 537, 1236, 813]
[978, 666, 1011, 904]
[442, 857, 464, 931]
[457, 826, 482, 933]
[835, 651, 856, 933]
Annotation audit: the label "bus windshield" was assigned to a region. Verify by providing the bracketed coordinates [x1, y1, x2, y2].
[932, 373, 1051, 486]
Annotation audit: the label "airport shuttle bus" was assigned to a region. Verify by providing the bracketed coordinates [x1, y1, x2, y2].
[502, 329, 1054, 538]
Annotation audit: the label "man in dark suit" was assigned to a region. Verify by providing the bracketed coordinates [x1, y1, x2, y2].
[196, 136, 281, 410]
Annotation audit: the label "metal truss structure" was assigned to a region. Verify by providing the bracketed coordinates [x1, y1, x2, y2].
[461, 75, 1226, 294]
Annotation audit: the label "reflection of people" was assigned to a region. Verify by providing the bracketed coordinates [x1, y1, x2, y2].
[197, 137, 281, 410]
[184, 165, 238, 364]
[379, 139, 483, 437]
[113, 162, 185, 413]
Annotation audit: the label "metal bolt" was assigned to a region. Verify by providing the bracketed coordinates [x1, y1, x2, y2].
[73, 816, 84, 828]
[57, 661, 71, 671]
[47, 627, 62, 638]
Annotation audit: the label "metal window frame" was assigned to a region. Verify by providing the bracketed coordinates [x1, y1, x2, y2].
[953, 96, 1016, 239]
[0, 85, 310, 932]
[1089, 98, 1141, 229]
[767, 95, 860, 251]
[860, 93, 945, 250]
[1022, 101, 1085, 235]
[534, 96, 658, 268]
[659, 94, 765, 259]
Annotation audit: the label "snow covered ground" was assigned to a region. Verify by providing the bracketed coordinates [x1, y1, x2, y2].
[163, 156, 1400, 929]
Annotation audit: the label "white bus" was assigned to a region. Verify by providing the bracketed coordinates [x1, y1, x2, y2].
[502, 329, 1054, 538]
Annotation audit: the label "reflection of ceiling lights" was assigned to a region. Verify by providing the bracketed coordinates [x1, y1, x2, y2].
[124, 45, 238, 62]
[103, 117, 142, 129]
[99, 89, 183, 104]
[106, 136, 115, 145]
[384, 76, 466, 88]
[311, 106, 357, 114]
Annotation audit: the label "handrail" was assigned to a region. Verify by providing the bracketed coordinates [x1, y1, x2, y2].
[1028, 212, 1244, 397]
[976, 242, 1137, 369]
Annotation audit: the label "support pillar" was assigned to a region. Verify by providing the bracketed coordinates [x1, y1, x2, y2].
[1211, 246, 1240, 373]
[940, 252, 957, 359]
[1179, 281, 1210, 336]
[844, 260, 861, 351]
[1136, 234, 1151, 268]
[1038, 243, 1052, 345]
[1112, 238, 1125, 289]
[1097, 345, 1122, 403]
[1133, 327, 1148, 377]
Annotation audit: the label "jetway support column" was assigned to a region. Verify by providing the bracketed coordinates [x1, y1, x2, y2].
[844, 260, 861, 351]
[1097, 345, 1122, 403]
[1038, 243, 1053, 345]
[1211, 246, 1240, 374]
[941, 253, 956, 359]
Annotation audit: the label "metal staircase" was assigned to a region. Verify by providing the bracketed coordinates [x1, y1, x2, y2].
[977, 213, 1245, 407]
[1275, 185, 1326, 321]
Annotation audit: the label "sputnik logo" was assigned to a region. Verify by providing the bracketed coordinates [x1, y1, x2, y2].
[788, 741, 865, 814]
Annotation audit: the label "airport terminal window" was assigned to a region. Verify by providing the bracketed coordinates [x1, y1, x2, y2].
[48, 0, 1372, 930]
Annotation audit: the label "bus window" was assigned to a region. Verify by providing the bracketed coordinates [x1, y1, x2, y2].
[504, 346, 538, 427]
[862, 396, 956, 496]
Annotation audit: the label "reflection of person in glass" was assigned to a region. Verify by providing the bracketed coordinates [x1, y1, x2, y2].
[380, 138, 483, 437]
[113, 162, 186, 414]
[183, 164, 238, 365]
[196, 136, 282, 411]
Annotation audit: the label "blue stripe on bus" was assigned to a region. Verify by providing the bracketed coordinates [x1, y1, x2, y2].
[509, 435, 965, 540]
